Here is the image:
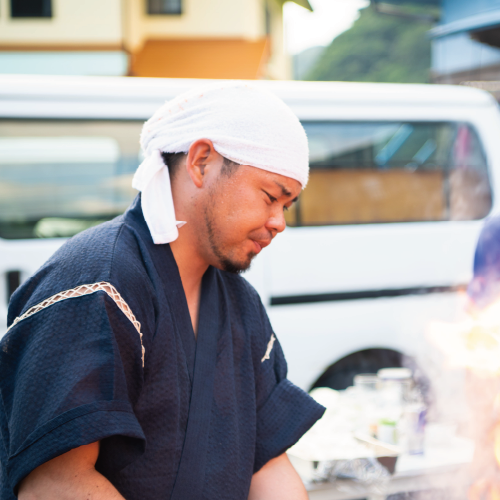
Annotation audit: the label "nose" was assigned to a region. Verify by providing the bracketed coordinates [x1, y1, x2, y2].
[266, 206, 286, 236]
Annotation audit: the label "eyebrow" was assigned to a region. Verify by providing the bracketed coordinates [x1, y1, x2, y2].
[273, 180, 294, 199]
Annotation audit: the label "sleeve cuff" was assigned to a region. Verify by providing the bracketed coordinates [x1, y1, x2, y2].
[7, 401, 145, 494]
[254, 379, 325, 472]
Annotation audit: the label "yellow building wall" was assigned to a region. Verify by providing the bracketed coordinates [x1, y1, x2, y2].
[0, 0, 291, 79]
[0, 0, 123, 47]
[124, 0, 265, 52]
[264, 0, 290, 79]
[126, 0, 290, 79]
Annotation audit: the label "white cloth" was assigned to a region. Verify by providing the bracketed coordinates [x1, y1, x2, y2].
[132, 82, 309, 244]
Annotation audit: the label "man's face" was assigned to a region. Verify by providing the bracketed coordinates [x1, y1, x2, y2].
[199, 163, 301, 273]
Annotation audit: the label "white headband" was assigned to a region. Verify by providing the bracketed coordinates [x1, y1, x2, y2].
[132, 82, 309, 244]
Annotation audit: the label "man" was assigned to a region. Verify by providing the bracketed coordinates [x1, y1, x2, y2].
[0, 83, 324, 499]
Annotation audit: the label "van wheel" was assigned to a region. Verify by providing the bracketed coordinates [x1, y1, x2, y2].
[310, 348, 419, 391]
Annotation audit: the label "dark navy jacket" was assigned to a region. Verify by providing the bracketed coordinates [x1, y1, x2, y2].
[0, 196, 324, 500]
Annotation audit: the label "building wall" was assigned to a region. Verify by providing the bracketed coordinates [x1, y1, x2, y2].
[432, 33, 500, 76]
[0, 51, 129, 76]
[264, 0, 290, 80]
[441, 0, 500, 24]
[0, 0, 291, 80]
[129, 38, 270, 79]
[432, 0, 500, 83]
[126, 0, 290, 79]
[0, 0, 123, 47]
[124, 0, 265, 52]
[0, 0, 127, 76]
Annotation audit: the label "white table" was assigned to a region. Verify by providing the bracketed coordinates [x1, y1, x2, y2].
[290, 437, 474, 500]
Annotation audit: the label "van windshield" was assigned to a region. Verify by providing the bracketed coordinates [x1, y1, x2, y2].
[0, 119, 492, 239]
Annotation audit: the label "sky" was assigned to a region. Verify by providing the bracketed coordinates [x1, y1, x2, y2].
[284, 0, 370, 55]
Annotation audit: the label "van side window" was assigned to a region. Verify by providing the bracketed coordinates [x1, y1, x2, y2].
[0, 120, 142, 239]
[285, 121, 491, 226]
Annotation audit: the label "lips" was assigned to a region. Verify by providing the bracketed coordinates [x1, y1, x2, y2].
[251, 239, 271, 254]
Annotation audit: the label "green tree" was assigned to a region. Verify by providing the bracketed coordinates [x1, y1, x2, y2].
[306, 6, 432, 83]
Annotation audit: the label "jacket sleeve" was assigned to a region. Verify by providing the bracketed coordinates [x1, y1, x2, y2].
[0, 290, 146, 495]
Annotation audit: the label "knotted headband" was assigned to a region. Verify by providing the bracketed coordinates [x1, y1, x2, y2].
[132, 82, 309, 244]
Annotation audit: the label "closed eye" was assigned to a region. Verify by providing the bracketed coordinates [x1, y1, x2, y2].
[263, 191, 277, 203]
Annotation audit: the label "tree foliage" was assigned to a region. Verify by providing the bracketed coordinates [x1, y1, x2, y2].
[306, 7, 432, 83]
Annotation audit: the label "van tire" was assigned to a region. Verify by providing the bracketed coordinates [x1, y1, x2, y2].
[310, 348, 410, 391]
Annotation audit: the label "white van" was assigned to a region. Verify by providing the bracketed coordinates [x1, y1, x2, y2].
[1, 75, 498, 392]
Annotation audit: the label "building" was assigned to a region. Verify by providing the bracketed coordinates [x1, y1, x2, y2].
[0, 0, 311, 79]
[429, 0, 500, 85]
[369, 0, 500, 87]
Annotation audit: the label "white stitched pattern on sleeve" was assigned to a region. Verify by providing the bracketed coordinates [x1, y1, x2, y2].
[261, 334, 276, 363]
[6, 282, 145, 367]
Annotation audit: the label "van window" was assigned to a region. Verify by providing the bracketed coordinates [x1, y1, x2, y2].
[0, 119, 492, 239]
[285, 121, 491, 226]
[0, 120, 142, 239]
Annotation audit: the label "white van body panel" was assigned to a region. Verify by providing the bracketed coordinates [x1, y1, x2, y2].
[1, 75, 499, 391]
[270, 293, 468, 390]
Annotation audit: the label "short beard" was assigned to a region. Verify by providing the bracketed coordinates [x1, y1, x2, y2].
[204, 198, 254, 274]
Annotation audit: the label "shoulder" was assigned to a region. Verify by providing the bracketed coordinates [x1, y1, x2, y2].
[218, 270, 263, 315]
[216, 270, 274, 347]
[8, 217, 152, 325]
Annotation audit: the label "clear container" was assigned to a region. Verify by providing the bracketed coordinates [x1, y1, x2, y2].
[399, 403, 426, 454]
[377, 367, 412, 383]
[375, 368, 413, 444]
[377, 367, 413, 402]
[353, 374, 380, 436]
[354, 373, 379, 392]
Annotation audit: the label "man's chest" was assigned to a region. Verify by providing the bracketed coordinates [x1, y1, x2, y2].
[109, 320, 259, 499]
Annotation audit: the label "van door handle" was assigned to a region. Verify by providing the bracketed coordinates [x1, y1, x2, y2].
[6, 270, 21, 304]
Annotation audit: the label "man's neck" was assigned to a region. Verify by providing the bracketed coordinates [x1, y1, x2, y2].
[169, 233, 209, 336]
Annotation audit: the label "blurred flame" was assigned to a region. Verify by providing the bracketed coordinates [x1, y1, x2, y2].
[466, 423, 500, 500]
[427, 298, 500, 376]
[469, 479, 500, 500]
[428, 297, 500, 499]
[495, 424, 500, 471]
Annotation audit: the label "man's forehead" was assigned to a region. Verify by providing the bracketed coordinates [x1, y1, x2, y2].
[242, 164, 302, 197]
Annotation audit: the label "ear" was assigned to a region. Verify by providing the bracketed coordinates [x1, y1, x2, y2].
[185, 139, 221, 188]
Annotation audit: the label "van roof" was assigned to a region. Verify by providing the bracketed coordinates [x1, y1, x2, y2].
[0, 74, 496, 108]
